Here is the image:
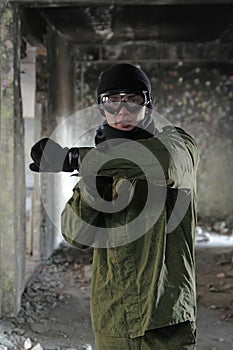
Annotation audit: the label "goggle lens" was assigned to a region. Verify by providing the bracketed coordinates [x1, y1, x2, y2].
[102, 93, 144, 106]
[99, 90, 151, 115]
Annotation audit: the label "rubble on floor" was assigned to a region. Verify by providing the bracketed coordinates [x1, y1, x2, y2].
[0, 244, 93, 350]
[195, 221, 233, 246]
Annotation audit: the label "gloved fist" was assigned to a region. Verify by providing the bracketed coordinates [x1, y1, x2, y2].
[29, 138, 79, 173]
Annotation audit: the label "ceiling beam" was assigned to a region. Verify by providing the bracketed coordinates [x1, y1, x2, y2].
[9, 0, 233, 7]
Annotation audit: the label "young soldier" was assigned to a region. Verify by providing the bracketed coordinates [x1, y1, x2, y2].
[30, 63, 199, 350]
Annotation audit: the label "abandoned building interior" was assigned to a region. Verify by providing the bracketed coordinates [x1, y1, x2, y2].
[0, 0, 233, 325]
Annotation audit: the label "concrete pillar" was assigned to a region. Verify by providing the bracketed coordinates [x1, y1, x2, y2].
[0, 4, 26, 316]
[37, 29, 76, 260]
[47, 31, 75, 118]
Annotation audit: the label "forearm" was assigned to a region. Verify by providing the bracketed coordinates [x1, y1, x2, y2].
[78, 130, 198, 188]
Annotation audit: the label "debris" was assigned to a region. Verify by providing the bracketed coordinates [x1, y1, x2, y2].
[0, 344, 7, 350]
[0, 243, 93, 349]
[82, 345, 92, 350]
[209, 286, 220, 293]
[23, 338, 32, 349]
[0, 335, 14, 348]
[208, 305, 218, 310]
[213, 221, 226, 232]
[0, 345, 8, 350]
[216, 273, 225, 278]
[30, 324, 48, 334]
[30, 343, 43, 350]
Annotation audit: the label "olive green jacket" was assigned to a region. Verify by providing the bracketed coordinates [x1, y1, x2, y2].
[61, 126, 199, 338]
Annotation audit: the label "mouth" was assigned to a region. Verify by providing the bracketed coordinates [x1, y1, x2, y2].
[116, 118, 134, 124]
[116, 121, 133, 128]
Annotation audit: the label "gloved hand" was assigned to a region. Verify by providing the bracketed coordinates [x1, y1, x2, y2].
[29, 138, 79, 173]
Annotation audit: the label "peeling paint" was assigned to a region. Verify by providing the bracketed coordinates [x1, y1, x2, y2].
[84, 6, 114, 41]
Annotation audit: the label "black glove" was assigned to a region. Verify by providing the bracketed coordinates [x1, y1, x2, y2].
[29, 138, 79, 173]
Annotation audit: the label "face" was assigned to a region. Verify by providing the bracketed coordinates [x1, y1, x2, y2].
[100, 92, 147, 131]
[104, 105, 146, 131]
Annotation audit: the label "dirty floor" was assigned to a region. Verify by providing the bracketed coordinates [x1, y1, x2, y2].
[0, 242, 233, 350]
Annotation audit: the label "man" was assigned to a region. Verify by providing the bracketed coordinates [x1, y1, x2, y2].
[30, 63, 199, 349]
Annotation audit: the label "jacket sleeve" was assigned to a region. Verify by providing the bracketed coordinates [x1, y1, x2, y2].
[78, 126, 199, 189]
[153, 126, 199, 189]
[61, 177, 106, 249]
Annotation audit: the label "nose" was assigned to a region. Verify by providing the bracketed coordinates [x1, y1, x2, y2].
[117, 104, 130, 115]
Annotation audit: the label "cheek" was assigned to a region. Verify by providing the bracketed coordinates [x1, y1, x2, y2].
[105, 113, 115, 123]
[136, 108, 146, 121]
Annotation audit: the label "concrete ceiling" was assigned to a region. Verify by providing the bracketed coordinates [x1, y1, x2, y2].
[22, 3, 233, 46]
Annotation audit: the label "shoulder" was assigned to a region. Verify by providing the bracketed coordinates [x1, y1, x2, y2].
[158, 125, 198, 150]
[140, 125, 199, 167]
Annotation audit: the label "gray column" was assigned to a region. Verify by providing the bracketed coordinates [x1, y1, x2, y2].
[37, 29, 76, 260]
[0, 4, 25, 317]
[47, 30, 75, 118]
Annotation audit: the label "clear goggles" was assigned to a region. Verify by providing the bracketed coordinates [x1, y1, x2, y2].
[98, 90, 152, 115]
